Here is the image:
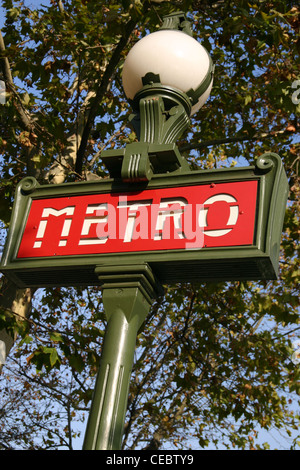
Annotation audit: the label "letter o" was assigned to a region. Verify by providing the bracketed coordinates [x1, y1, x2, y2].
[199, 193, 239, 237]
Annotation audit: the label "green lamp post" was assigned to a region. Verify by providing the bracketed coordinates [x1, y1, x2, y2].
[83, 12, 214, 450]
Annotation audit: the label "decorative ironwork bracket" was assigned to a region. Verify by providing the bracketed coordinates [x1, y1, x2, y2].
[101, 84, 192, 182]
[159, 11, 193, 36]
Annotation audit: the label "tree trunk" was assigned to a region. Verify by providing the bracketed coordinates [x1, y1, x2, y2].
[0, 278, 33, 371]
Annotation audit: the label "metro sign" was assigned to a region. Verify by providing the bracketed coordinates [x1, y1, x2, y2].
[0, 153, 289, 287]
[17, 181, 257, 259]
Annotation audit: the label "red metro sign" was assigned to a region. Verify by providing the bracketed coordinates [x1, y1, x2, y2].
[17, 180, 258, 259]
[0, 153, 290, 286]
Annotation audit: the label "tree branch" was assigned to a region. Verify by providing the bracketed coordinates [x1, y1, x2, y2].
[45, 89, 97, 184]
[56, 0, 65, 14]
[180, 129, 296, 153]
[0, 29, 13, 84]
[0, 29, 34, 132]
[74, 17, 137, 176]
[0, 279, 34, 373]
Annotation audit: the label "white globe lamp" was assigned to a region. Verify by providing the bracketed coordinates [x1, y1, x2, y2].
[122, 21, 214, 115]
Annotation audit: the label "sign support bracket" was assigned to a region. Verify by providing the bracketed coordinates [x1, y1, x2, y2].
[82, 263, 163, 450]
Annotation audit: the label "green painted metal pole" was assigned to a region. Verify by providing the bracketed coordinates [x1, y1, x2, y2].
[83, 264, 163, 450]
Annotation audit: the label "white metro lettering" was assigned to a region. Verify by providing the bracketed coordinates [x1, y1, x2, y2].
[154, 197, 187, 241]
[117, 198, 152, 242]
[79, 203, 109, 245]
[199, 193, 239, 237]
[34, 206, 75, 248]
[17, 180, 257, 259]
[31, 192, 241, 249]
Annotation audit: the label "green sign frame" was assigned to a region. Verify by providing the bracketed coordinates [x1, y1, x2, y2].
[1, 152, 288, 288]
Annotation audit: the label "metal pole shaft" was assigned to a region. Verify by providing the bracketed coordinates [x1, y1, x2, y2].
[83, 265, 163, 450]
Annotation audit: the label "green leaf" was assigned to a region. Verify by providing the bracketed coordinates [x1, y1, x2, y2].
[49, 332, 64, 343]
[69, 354, 85, 373]
[244, 95, 252, 105]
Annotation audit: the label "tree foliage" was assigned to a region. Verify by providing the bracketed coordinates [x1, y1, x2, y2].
[0, 0, 299, 450]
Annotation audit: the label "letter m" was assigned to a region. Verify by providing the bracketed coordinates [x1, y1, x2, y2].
[42, 207, 75, 218]
[34, 206, 75, 248]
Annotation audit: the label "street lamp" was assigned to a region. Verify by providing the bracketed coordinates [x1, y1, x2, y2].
[82, 12, 215, 451]
[102, 11, 214, 182]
